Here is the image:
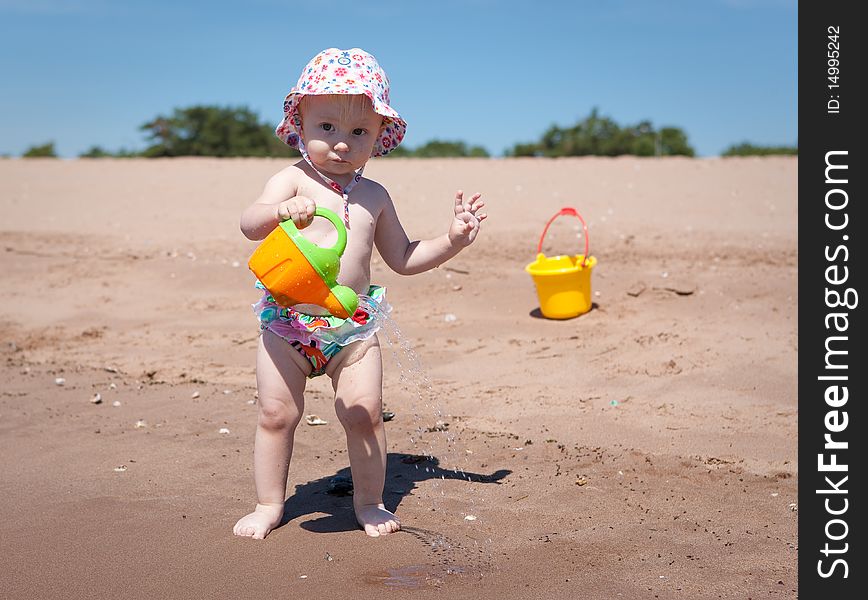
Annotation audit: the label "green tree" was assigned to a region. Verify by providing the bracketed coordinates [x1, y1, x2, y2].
[722, 142, 797, 156]
[658, 127, 695, 157]
[390, 139, 490, 158]
[79, 145, 112, 158]
[510, 142, 539, 157]
[22, 142, 57, 157]
[510, 109, 694, 157]
[140, 105, 300, 158]
[383, 145, 412, 157]
[78, 145, 139, 158]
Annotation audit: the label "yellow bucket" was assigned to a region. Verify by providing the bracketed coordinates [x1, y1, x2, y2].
[525, 207, 596, 319]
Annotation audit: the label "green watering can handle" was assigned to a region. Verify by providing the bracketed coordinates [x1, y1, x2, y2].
[281, 207, 348, 257]
[313, 207, 348, 257]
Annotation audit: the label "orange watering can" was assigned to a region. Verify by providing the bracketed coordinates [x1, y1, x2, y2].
[248, 208, 358, 318]
[525, 207, 597, 319]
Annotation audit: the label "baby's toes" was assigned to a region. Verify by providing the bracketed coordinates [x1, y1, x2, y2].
[364, 523, 381, 537]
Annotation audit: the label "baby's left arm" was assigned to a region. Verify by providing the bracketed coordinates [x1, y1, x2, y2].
[375, 190, 486, 276]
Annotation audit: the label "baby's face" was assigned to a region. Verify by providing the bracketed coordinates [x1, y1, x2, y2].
[300, 95, 384, 178]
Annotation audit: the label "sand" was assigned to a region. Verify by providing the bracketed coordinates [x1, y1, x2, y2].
[0, 157, 797, 598]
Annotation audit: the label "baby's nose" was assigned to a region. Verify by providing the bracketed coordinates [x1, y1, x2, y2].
[334, 140, 349, 152]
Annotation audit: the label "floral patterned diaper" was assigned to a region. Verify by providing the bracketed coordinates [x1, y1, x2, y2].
[253, 283, 389, 378]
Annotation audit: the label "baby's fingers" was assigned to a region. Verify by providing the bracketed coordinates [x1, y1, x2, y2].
[454, 190, 465, 214]
[291, 208, 308, 228]
[465, 192, 481, 212]
[290, 197, 315, 228]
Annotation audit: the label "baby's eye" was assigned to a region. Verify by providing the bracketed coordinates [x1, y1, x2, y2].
[352, 128, 367, 136]
[320, 123, 334, 132]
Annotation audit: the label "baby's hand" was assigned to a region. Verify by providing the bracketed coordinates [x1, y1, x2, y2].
[448, 191, 486, 247]
[277, 196, 316, 228]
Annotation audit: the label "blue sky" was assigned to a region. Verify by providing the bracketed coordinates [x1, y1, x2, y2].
[0, 0, 797, 157]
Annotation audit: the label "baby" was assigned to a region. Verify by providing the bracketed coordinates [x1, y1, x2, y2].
[234, 48, 486, 539]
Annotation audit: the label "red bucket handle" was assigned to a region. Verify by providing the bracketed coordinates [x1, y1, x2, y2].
[537, 207, 590, 267]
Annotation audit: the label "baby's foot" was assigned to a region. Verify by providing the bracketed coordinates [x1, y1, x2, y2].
[354, 502, 401, 537]
[233, 503, 284, 539]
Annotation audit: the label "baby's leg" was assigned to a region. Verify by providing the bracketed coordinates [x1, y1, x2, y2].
[234, 330, 309, 539]
[327, 336, 399, 537]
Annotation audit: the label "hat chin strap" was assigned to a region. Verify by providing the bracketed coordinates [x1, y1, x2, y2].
[297, 138, 362, 228]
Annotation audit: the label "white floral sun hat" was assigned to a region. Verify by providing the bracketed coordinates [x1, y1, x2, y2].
[275, 48, 406, 157]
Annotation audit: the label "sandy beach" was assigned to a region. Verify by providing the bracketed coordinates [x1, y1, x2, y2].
[0, 157, 797, 598]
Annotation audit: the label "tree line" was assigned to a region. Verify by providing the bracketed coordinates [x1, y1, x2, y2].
[508, 108, 695, 157]
[18, 105, 796, 158]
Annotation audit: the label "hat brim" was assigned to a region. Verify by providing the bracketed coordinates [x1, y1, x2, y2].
[275, 91, 406, 158]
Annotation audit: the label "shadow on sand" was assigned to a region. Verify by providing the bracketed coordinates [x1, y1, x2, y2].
[276, 453, 510, 534]
[528, 302, 599, 320]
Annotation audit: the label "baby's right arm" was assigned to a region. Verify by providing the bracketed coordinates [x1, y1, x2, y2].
[240, 167, 315, 240]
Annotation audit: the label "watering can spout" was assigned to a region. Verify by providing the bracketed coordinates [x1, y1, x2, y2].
[326, 285, 360, 317]
[247, 208, 359, 318]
